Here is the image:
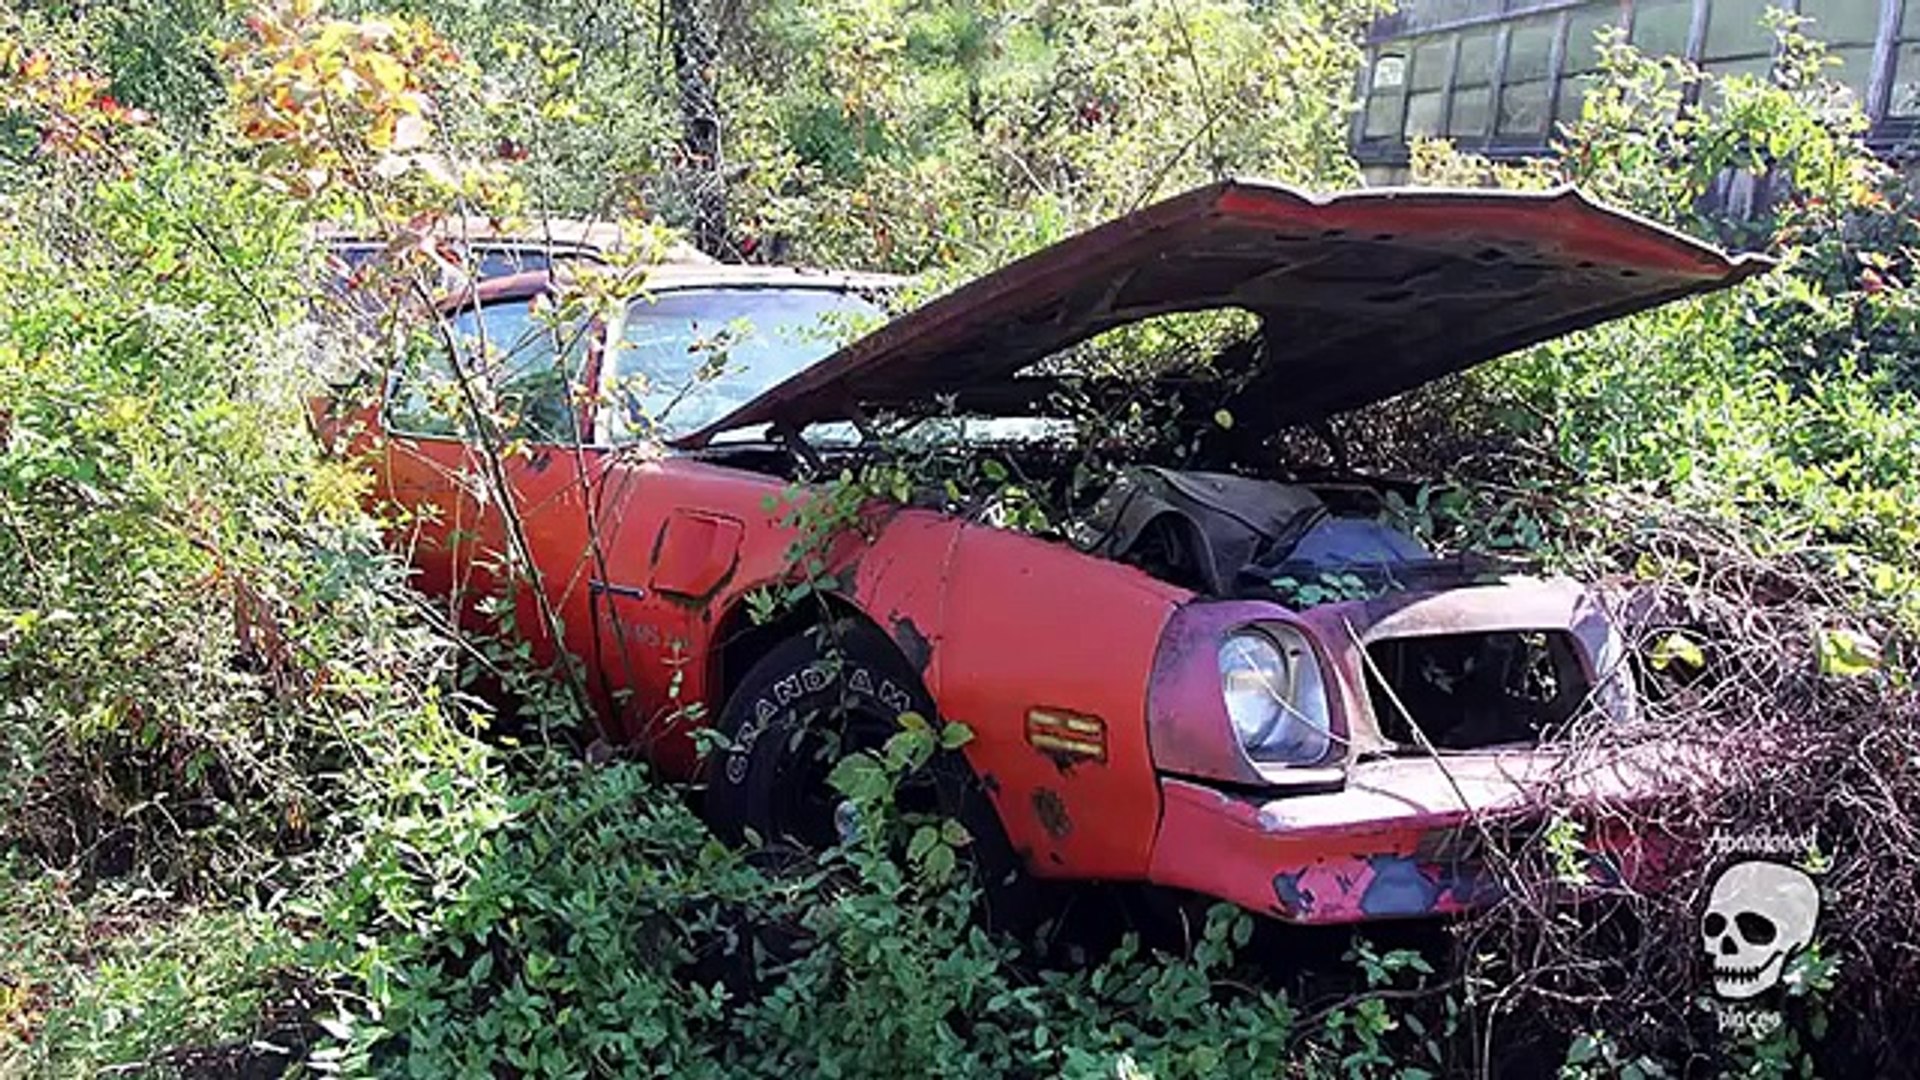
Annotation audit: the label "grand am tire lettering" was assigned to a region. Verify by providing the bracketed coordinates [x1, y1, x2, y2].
[722, 662, 905, 788]
[847, 665, 911, 714]
[706, 622, 1032, 934]
[772, 673, 803, 706]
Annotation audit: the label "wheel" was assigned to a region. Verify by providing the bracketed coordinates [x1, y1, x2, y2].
[704, 618, 1036, 932]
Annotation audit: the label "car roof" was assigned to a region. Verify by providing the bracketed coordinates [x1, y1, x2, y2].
[441, 264, 905, 312]
[315, 215, 716, 265]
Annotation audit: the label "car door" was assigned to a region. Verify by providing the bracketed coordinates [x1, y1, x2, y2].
[379, 295, 609, 676]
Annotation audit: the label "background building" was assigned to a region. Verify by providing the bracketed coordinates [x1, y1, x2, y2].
[1354, 0, 1919, 183]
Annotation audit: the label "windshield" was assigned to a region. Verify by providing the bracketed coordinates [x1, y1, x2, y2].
[605, 287, 883, 441]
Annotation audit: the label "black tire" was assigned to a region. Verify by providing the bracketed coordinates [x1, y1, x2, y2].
[704, 618, 1036, 933]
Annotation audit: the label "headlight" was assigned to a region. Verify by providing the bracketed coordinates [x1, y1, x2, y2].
[1218, 629, 1332, 765]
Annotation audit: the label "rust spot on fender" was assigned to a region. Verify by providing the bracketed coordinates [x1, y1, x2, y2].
[1032, 788, 1072, 840]
[890, 614, 932, 673]
[1272, 871, 1315, 918]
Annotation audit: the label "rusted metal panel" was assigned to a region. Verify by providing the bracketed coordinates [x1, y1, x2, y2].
[919, 523, 1182, 879]
[1291, 577, 1636, 758]
[674, 179, 1770, 446]
[1150, 753, 1687, 924]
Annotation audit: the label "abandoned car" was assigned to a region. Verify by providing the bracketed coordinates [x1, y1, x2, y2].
[318, 180, 1766, 926]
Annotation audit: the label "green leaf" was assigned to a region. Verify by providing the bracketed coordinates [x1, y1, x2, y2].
[1817, 627, 1881, 677]
[1648, 631, 1705, 672]
[827, 754, 888, 801]
[925, 842, 957, 883]
[1567, 1033, 1599, 1065]
[908, 824, 939, 862]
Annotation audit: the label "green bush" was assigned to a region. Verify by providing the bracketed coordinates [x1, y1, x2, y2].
[1404, 18, 1920, 626]
[10, 3, 1920, 1077]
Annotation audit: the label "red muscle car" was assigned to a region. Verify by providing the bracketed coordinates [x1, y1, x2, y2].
[318, 181, 1765, 926]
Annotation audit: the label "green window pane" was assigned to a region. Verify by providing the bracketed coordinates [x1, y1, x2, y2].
[1892, 42, 1920, 116]
[1632, 0, 1696, 57]
[1830, 44, 1874, 99]
[1704, 52, 1776, 104]
[1705, 0, 1786, 60]
[1365, 89, 1408, 139]
[1405, 0, 1502, 30]
[1566, 7, 1625, 74]
[1451, 86, 1493, 135]
[1412, 38, 1454, 92]
[1507, 16, 1559, 83]
[1556, 77, 1591, 126]
[1498, 79, 1552, 135]
[1407, 90, 1447, 137]
[1804, 1, 1883, 47]
[1458, 29, 1499, 86]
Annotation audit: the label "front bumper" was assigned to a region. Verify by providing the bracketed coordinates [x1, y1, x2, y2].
[1146, 750, 1683, 925]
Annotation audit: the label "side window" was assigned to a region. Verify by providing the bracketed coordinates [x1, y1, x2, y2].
[386, 300, 588, 443]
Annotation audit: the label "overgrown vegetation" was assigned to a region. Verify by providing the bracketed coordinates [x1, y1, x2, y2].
[5, 1, 1920, 1076]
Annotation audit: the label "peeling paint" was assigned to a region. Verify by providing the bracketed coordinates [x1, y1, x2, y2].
[1032, 788, 1072, 840]
[1040, 749, 1080, 774]
[1358, 857, 1440, 917]
[890, 614, 932, 673]
[1272, 871, 1315, 917]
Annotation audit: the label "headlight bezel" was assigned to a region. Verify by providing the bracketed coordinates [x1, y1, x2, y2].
[1145, 600, 1349, 789]
[1218, 625, 1334, 767]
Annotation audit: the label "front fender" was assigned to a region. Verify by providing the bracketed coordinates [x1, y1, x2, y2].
[846, 516, 1188, 880]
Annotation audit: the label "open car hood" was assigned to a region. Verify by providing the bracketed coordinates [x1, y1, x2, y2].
[673, 180, 1769, 448]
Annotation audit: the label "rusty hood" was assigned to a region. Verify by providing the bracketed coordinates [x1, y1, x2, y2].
[673, 179, 1769, 448]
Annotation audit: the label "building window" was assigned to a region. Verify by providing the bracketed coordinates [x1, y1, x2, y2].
[1364, 51, 1408, 139]
[1558, 5, 1626, 127]
[1891, 1, 1920, 118]
[1799, 2, 1884, 104]
[1408, 36, 1455, 138]
[1631, 0, 1697, 57]
[1452, 28, 1499, 136]
[1357, 0, 1920, 164]
[1498, 14, 1559, 136]
[1704, 0, 1782, 60]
